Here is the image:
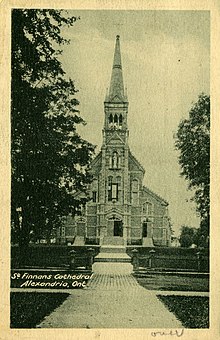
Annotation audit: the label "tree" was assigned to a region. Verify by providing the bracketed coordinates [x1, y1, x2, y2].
[193, 221, 209, 248]
[179, 225, 196, 248]
[175, 94, 210, 242]
[11, 9, 95, 257]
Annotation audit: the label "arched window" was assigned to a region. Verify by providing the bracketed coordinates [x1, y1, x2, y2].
[162, 228, 167, 238]
[114, 114, 118, 124]
[116, 176, 121, 186]
[143, 202, 153, 216]
[148, 203, 153, 215]
[109, 114, 113, 128]
[91, 178, 98, 202]
[109, 114, 113, 123]
[116, 176, 121, 201]
[108, 176, 113, 201]
[109, 154, 113, 168]
[131, 179, 139, 205]
[108, 176, 120, 201]
[132, 179, 138, 192]
[108, 176, 113, 187]
[119, 114, 123, 126]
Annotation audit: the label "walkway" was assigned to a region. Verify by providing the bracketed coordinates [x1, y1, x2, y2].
[11, 259, 209, 328]
[36, 269, 184, 328]
[11, 287, 209, 297]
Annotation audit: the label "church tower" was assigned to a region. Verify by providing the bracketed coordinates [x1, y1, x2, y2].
[103, 35, 128, 144]
[98, 35, 131, 243]
[60, 35, 172, 247]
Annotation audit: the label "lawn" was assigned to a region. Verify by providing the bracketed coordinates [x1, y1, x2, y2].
[10, 292, 69, 328]
[135, 274, 209, 291]
[157, 295, 209, 328]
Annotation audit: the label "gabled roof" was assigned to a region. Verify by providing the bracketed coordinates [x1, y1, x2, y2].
[106, 131, 125, 145]
[128, 150, 145, 173]
[90, 151, 102, 172]
[105, 206, 124, 217]
[71, 190, 88, 200]
[143, 185, 168, 205]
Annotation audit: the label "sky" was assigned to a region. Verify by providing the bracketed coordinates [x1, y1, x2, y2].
[59, 10, 210, 236]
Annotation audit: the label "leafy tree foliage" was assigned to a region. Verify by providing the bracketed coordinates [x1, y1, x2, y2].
[179, 225, 196, 248]
[175, 94, 210, 242]
[193, 220, 209, 248]
[11, 9, 95, 250]
[179, 225, 208, 248]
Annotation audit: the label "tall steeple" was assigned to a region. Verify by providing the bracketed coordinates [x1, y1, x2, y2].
[103, 35, 129, 141]
[106, 35, 127, 103]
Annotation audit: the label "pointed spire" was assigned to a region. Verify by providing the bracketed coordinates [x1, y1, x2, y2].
[112, 35, 122, 69]
[107, 35, 126, 103]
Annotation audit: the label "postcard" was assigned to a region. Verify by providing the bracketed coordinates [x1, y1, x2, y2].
[0, 1, 220, 339]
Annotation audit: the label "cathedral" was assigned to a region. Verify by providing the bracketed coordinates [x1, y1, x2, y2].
[58, 36, 172, 247]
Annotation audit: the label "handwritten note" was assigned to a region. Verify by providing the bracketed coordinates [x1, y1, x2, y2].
[151, 329, 184, 337]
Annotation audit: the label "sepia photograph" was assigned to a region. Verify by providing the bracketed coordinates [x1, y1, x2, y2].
[1, 2, 219, 338]
[10, 8, 210, 330]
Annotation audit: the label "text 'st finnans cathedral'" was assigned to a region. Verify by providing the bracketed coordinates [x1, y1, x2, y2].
[58, 35, 172, 247]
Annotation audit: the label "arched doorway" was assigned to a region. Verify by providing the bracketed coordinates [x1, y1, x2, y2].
[114, 220, 123, 237]
[107, 215, 123, 237]
[76, 217, 86, 237]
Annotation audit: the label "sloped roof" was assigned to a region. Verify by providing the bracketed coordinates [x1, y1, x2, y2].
[143, 185, 168, 205]
[128, 150, 145, 173]
[90, 151, 102, 168]
[106, 131, 125, 145]
[71, 190, 88, 200]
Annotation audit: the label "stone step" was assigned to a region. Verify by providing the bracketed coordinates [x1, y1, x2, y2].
[91, 262, 133, 275]
[100, 245, 126, 253]
[94, 252, 131, 263]
[102, 236, 124, 246]
[95, 258, 131, 263]
[142, 237, 154, 247]
[73, 236, 85, 246]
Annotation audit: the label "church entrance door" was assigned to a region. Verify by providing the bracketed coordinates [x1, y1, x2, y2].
[114, 220, 123, 237]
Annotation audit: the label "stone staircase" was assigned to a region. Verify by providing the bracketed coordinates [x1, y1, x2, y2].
[92, 236, 133, 273]
[94, 243, 131, 263]
[73, 236, 85, 246]
[102, 236, 125, 246]
[142, 237, 154, 247]
[100, 245, 126, 253]
[93, 245, 132, 273]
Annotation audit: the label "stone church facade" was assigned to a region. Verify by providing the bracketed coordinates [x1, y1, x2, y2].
[58, 36, 171, 247]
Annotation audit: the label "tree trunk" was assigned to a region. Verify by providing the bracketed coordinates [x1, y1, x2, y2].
[18, 208, 30, 267]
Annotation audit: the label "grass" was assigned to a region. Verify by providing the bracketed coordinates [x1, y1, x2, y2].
[10, 292, 69, 328]
[157, 295, 209, 328]
[135, 274, 209, 291]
